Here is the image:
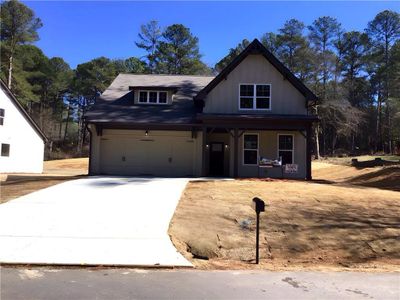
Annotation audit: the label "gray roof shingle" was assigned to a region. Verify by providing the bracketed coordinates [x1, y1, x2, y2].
[85, 73, 214, 124]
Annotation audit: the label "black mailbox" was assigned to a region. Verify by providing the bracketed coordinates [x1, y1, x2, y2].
[252, 197, 265, 213]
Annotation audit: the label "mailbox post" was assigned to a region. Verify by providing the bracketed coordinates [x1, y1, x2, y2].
[252, 197, 265, 264]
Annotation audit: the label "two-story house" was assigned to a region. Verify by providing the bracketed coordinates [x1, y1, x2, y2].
[85, 39, 318, 179]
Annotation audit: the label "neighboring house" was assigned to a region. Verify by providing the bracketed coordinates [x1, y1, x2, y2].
[0, 80, 47, 173]
[85, 39, 318, 179]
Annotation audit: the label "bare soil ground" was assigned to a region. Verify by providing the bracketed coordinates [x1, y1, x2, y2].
[169, 160, 400, 271]
[0, 158, 88, 204]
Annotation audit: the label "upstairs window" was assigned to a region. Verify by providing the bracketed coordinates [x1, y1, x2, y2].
[239, 84, 271, 110]
[0, 109, 4, 125]
[278, 134, 294, 165]
[138, 91, 168, 104]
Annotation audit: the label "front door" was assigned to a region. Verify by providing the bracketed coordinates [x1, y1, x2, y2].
[209, 142, 224, 176]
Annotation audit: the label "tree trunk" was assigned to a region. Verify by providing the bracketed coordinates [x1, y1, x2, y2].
[63, 105, 70, 142]
[314, 125, 320, 159]
[7, 55, 13, 89]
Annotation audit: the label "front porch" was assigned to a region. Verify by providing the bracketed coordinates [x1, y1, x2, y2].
[199, 114, 316, 180]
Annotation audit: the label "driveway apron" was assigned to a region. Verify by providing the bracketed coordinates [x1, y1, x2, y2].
[0, 177, 192, 267]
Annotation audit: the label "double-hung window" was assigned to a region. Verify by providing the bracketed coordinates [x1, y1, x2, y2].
[278, 134, 294, 165]
[243, 134, 258, 165]
[0, 109, 4, 125]
[138, 91, 168, 104]
[239, 84, 271, 110]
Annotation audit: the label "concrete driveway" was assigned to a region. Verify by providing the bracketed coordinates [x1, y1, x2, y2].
[0, 177, 192, 267]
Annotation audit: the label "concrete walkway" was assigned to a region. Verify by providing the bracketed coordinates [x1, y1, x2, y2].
[0, 177, 192, 267]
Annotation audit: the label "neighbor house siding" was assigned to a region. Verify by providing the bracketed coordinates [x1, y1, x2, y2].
[203, 54, 308, 115]
[0, 88, 44, 173]
[89, 129, 202, 176]
[228, 130, 306, 179]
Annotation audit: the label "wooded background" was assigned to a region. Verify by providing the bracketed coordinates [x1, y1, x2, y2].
[1, 0, 399, 159]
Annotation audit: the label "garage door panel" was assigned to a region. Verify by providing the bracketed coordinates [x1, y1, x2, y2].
[99, 134, 195, 176]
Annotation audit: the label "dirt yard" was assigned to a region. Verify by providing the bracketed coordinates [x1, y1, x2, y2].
[169, 161, 400, 271]
[0, 158, 88, 204]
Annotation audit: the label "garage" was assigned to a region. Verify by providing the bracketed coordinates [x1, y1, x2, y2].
[98, 130, 200, 177]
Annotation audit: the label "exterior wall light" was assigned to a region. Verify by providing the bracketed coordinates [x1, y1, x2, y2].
[206, 144, 209, 148]
[225, 144, 229, 149]
[145, 130, 149, 136]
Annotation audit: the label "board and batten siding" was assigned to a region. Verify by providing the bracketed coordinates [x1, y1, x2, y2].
[203, 54, 308, 115]
[0, 87, 44, 173]
[228, 130, 306, 179]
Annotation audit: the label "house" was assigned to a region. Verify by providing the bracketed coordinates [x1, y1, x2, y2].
[85, 39, 318, 179]
[0, 80, 47, 173]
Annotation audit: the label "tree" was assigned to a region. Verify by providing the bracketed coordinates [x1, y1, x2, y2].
[70, 57, 118, 153]
[155, 24, 210, 75]
[366, 10, 400, 153]
[0, 0, 42, 88]
[135, 20, 161, 73]
[307, 16, 342, 158]
[308, 16, 341, 96]
[261, 32, 279, 54]
[214, 39, 250, 72]
[112, 57, 147, 74]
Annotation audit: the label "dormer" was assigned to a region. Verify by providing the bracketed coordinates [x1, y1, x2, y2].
[129, 86, 178, 105]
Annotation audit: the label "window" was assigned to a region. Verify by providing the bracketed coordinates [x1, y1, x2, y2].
[139, 91, 147, 103]
[0, 108, 4, 125]
[278, 134, 294, 165]
[158, 92, 167, 103]
[1, 143, 10, 157]
[243, 134, 258, 165]
[239, 84, 271, 110]
[138, 91, 168, 104]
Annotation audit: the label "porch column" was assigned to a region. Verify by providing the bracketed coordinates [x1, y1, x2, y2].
[306, 125, 312, 180]
[233, 127, 239, 177]
[202, 126, 207, 176]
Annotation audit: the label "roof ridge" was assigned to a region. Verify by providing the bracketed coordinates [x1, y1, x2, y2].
[118, 73, 215, 78]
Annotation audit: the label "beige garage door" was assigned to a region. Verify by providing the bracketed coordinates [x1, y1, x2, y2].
[99, 135, 196, 176]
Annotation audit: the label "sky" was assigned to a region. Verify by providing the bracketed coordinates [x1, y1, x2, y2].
[23, 1, 400, 69]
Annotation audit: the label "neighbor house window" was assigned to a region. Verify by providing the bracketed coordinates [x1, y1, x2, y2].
[138, 91, 168, 104]
[1, 143, 10, 157]
[239, 84, 271, 110]
[278, 134, 294, 165]
[243, 134, 258, 165]
[0, 109, 4, 125]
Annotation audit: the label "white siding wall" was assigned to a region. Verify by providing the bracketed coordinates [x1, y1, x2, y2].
[0, 88, 44, 173]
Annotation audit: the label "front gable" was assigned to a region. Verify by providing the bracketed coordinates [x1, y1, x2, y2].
[196, 39, 317, 115]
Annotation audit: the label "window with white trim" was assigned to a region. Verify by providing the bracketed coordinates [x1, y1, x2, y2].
[278, 134, 294, 165]
[138, 91, 168, 104]
[1, 143, 10, 157]
[243, 134, 258, 165]
[0, 108, 4, 125]
[239, 84, 271, 110]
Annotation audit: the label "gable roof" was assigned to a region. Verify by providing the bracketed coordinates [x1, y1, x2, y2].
[0, 80, 47, 142]
[194, 39, 318, 102]
[85, 74, 214, 124]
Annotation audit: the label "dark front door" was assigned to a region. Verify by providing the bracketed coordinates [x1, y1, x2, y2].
[209, 142, 224, 176]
